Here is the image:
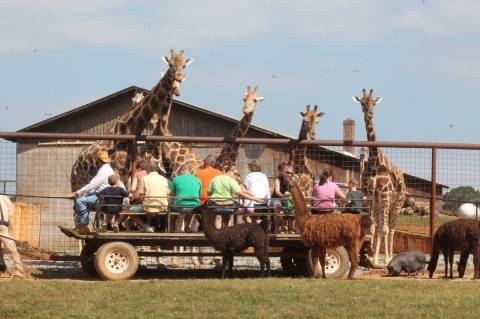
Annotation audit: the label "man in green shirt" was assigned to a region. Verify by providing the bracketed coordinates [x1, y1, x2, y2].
[208, 163, 262, 228]
[171, 163, 202, 232]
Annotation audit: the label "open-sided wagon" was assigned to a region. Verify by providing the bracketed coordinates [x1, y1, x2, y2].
[59, 225, 353, 281]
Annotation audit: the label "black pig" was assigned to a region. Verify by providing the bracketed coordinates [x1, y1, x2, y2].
[387, 250, 426, 276]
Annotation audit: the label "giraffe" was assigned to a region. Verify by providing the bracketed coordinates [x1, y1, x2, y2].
[289, 105, 325, 198]
[70, 49, 192, 192]
[215, 86, 265, 167]
[151, 93, 205, 178]
[145, 85, 265, 178]
[352, 89, 406, 266]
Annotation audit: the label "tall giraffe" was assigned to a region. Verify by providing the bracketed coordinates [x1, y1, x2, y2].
[70, 49, 192, 191]
[352, 89, 406, 266]
[215, 86, 265, 167]
[289, 105, 325, 197]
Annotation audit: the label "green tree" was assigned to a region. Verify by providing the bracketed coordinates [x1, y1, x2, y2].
[443, 186, 480, 211]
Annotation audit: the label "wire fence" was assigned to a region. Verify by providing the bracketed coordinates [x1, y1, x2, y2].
[1, 132, 480, 262]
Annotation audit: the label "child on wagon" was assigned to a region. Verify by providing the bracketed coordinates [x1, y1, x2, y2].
[97, 174, 129, 232]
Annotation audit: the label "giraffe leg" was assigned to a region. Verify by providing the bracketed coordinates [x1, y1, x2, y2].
[388, 228, 395, 264]
[383, 225, 390, 265]
[373, 225, 382, 266]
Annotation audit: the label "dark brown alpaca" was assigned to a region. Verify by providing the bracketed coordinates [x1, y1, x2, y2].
[428, 219, 480, 279]
[289, 179, 372, 279]
[197, 205, 270, 278]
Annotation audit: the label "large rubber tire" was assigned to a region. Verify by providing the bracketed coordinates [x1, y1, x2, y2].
[280, 246, 309, 277]
[94, 242, 139, 281]
[80, 243, 98, 277]
[307, 246, 350, 279]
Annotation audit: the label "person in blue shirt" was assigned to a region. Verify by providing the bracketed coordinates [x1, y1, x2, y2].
[97, 174, 129, 232]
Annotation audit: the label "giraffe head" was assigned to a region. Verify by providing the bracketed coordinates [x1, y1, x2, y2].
[161, 49, 193, 96]
[352, 89, 383, 120]
[299, 104, 325, 140]
[242, 86, 265, 114]
[132, 91, 145, 104]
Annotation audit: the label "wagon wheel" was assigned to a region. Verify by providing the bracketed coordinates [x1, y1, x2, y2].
[80, 243, 98, 277]
[307, 246, 350, 279]
[280, 246, 309, 277]
[94, 242, 139, 281]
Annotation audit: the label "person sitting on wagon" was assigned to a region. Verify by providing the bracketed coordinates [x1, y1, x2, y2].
[207, 163, 262, 228]
[271, 163, 294, 234]
[70, 150, 114, 235]
[344, 177, 366, 214]
[170, 163, 202, 232]
[96, 174, 129, 232]
[133, 162, 170, 232]
[312, 169, 346, 214]
[243, 160, 271, 223]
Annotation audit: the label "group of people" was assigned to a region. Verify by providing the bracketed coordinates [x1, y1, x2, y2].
[70, 151, 365, 235]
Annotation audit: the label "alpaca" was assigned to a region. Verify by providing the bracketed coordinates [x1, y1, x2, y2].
[0, 195, 30, 278]
[196, 205, 270, 278]
[289, 179, 372, 279]
[428, 218, 480, 279]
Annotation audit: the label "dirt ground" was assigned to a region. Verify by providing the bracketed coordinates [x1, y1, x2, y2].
[1, 256, 477, 281]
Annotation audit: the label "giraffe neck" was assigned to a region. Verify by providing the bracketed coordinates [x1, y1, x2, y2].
[216, 112, 253, 165]
[364, 114, 380, 160]
[111, 67, 176, 136]
[291, 121, 312, 175]
[149, 95, 203, 177]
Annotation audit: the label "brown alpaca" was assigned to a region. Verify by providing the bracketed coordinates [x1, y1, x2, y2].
[196, 205, 270, 278]
[428, 219, 480, 279]
[289, 179, 372, 279]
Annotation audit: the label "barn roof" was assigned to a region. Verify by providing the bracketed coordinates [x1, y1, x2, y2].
[18, 85, 293, 138]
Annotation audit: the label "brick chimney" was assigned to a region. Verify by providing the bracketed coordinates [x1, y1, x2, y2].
[343, 118, 355, 154]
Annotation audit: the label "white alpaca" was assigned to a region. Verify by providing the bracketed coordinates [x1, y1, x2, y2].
[0, 195, 29, 278]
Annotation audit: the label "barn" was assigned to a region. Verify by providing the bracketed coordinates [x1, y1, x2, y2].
[11, 86, 447, 253]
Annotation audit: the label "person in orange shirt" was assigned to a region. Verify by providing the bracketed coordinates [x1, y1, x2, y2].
[192, 155, 222, 230]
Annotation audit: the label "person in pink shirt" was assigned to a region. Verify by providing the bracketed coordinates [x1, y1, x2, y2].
[312, 169, 346, 214]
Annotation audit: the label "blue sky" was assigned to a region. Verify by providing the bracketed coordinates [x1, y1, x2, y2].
[1, 0, 479, 143]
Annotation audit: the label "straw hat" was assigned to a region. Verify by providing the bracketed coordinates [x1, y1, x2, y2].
[98, 150, 112, 163]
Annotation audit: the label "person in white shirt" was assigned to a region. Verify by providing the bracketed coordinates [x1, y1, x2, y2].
[70, 151, 114, 234]
[243, 160, 271, 222]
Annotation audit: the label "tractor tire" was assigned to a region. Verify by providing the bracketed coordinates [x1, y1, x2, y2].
[94, 242, 138, 281]
[307, 246, 350, 279]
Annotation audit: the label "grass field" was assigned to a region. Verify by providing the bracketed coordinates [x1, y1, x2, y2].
[396, 214, 458, 235]
[1, 278, 480, 319]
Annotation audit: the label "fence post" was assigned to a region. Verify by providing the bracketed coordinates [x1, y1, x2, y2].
[430, 148, 437, 244]
[129, 138, 138, 183]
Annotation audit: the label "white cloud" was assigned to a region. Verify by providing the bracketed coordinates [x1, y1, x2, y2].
[0, 0, 272, 55]
[2, 0, 480, 56]
[271, 0, 396, 39]
[435, 51, 480, 81]
[397, 0, 480, 36]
